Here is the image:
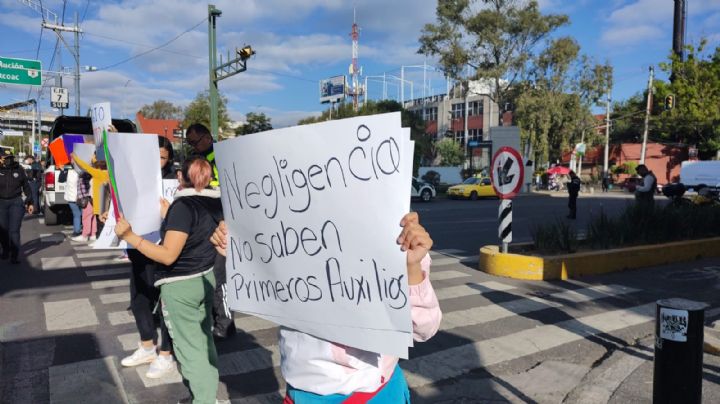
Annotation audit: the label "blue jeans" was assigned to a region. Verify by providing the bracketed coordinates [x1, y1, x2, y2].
[0, 197, 25, 259]
[68, 202, 82, 234]
[28, 180, 41, 212]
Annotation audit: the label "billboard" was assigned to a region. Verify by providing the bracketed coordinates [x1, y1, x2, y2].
[319, 75, 346, 103]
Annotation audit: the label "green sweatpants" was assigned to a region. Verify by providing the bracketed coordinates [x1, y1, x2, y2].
[161, 271, 219, 404]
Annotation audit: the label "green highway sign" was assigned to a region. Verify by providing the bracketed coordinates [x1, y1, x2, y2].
[0, 57, 42, 86]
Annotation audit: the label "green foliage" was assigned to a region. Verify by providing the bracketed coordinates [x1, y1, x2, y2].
[622, 161, 638, 176]
[435, 138, 465, 166]
[182, 90, 230, 136]
[236, 112, 272, 135]
[296, 100, 431, 175]
[531, 219, 578, 254]
[657, 40, 720, 157]
[139, 100, 183, 120]
[418, 0, 569, 119]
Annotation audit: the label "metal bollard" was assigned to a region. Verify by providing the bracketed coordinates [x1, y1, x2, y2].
[653, 298, 708, 404]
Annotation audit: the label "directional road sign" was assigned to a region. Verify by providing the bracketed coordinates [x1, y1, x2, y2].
[51, 87, 69, 109]
[0, 128, 24, 137]
[490, 146, 524, 199]
[0, 57, 42, 86]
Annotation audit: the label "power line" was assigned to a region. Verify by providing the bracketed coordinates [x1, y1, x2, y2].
[82, 31, 204, 60]
[91, 17, 208, 71]
[80, 0, 90, 23]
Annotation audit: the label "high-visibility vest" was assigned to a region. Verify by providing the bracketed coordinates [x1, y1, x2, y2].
[206, 150, 220, 188]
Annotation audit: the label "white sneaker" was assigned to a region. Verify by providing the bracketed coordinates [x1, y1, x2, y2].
[145, 355, 175, 379]
[89, 235, 97, 241]
[121, 343, 157, 367]
[71, 235, 88, 242]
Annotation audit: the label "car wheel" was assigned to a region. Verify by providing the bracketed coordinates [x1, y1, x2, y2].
[470, 191, 478, 201]
[43, 204, 58, 225]
[421, 189, 432, 202]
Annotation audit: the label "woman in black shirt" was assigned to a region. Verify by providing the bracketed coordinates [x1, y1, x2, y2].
[115, 156, 222, 404]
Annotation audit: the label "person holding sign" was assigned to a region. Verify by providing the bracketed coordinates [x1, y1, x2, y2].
[115, 156, 223, 404]
[210, 212, 441, 402]
[120, 136, 177, 379]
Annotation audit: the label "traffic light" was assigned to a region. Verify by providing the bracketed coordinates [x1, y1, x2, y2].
[665, 94, 675, 110]
[238, 45, 255, 61]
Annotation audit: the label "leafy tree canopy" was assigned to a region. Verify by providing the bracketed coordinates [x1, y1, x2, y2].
[236, 112, 273, 135]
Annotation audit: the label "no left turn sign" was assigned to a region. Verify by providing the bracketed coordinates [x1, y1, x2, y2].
[491, 146, 524, 199]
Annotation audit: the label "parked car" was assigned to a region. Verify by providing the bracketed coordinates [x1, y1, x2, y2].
[447, 177, 496, 200]
[411, 177, 436, 202]
[42, 116, 136, 225]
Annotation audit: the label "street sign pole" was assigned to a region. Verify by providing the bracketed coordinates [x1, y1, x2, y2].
[491, 146, 524, 253]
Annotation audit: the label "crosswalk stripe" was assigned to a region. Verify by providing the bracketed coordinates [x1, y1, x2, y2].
[431, 248, 465, 256]
[80, 258, 127, 267]
[435, 281, 516, 300]
[441, 284, 639, 330]
[100, 292, 130, 304]
[76, 251, 114, 259]
[92, 279, 130, 289]
[40, 256, 77, 270]
[402, 303, 655, 388]
[108, 311, 135, 326]
[429, 270, 470, 281]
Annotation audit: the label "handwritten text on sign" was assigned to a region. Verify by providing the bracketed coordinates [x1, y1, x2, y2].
[216, 112, 413, 356]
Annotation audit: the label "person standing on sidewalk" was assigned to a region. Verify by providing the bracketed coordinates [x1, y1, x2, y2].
[71, 168, 96, 243]
[567, 170, 581, 220]
[115, 156, 222, 404]
[635, 164, 657, 209]
[64, 165, 82, 237]
[0, 150, 34, 264]
[186, 123, 235, 338]
[120, 136, 177, 379]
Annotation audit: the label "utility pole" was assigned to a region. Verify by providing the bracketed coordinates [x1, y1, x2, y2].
[640, 66, 654, 164]
[207, 4, 254, 141]
[603, 90, 611, 176]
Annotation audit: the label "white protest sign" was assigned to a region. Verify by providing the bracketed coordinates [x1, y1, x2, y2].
[90, 102, 111, 160]
[105, 132, 162, 240]
[216, 112, 415, 357]
[93, 199, 127, 249]
[162, 179, 179, 202]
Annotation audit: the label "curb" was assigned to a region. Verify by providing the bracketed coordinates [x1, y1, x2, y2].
[479, 237, 720, 280]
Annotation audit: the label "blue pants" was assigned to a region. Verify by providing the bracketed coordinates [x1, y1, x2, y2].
[0, 197, 24, 259]
[28, 180, 41, 212]
[68, 202, 82, 234]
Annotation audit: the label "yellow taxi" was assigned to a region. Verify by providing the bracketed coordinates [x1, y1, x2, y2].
[447, 177, 497, 200]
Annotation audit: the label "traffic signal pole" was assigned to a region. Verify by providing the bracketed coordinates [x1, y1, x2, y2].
[640, 66, 654, 164]
[208, 5, 220, 142]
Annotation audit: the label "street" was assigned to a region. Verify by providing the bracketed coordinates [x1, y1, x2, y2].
[2, 193, 720, 403]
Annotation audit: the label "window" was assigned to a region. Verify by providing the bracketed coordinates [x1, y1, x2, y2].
[451, 103, 465, 120]
[482, 178, 491, 185]
[423, 107, 437, 121]
[469, 100, 484, 116]
[454, 131, 465, 146]
[468, 128, 483, 142]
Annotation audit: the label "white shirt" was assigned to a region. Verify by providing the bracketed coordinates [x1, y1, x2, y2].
[64, 169, 79, 201]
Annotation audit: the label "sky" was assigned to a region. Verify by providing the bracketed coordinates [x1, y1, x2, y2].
[1, 0, 719, 128]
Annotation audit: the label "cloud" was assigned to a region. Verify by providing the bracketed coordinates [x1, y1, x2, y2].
[601, 25, 663, 46]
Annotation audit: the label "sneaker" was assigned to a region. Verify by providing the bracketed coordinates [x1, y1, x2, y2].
[145, 355, 175, 379]
[89, 235, 97, 241]
[115, 254, 129, 262]
[121, 343, 157, 367]
[71, 235, 88, 242]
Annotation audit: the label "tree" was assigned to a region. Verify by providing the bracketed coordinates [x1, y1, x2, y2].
[435, 137, 465, 166]
[514, 37, 612, 165]
[658, 40, 720, 157]
[609, 80, 673, 144]
[138, 100, 183, 120]
[235, 112, 273, 135]
[418, 0, 569, 122]
[182, 90, 230, 137]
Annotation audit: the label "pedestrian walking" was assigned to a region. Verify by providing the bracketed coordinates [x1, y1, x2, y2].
[210, 212, 442, 403]
[601, 173, 609, 193]
[0, 150, 34, 264]
[64, 165, 82, 237]
[567, 170, 581, 219]
[635, 164, 657, 208]
[120, 136, 177, 379]
[24, 156, 42, 213]
[115, 156, 223, 404]
[186, 123, 235, 338]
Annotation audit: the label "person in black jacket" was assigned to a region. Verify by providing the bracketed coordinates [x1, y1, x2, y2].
[567, 170, 581, 220]
[0, 150, 34, 264]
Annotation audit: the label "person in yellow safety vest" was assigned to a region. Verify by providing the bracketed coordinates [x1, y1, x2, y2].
[184, 123, 235, 338]
[185, 123, 219, 188]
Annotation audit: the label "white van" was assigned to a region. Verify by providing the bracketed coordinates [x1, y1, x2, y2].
[680, 160, 720, 191]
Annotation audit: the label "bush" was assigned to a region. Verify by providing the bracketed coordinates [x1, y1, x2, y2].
[531, 219, 578, 254]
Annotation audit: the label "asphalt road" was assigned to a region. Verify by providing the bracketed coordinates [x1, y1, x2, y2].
[413, 191, 639, 255]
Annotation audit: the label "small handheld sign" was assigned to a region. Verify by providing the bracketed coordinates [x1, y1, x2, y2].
[490, 147, 524, 253]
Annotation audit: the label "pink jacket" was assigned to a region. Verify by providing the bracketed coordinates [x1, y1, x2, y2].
[279, 254, 442, 395]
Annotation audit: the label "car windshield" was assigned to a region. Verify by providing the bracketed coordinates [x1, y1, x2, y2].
[463, 178, 479, 184]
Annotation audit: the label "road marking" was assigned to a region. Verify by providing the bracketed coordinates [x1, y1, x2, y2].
[431, 255, 479, 266]
[402, 303, 655, 388]
[431, 248, 466, 257]
[40, 256, 76, 270]
[100, 292, 131, 305]
[38, 217, 44, 224]
[85, 267, 130, 277]
[431, 270, 471, 281]
[435, 281, 516, 300]
[108, 311, 135, 326]
[441, 284, 640, 330]
[91, 279, 130, 289]
[44, 298, 98, 331]
[49, 357, 129, 404]
[76, 251, 114, 259]
[40, 233, 65, 243]
[80, 258, 127, 267]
